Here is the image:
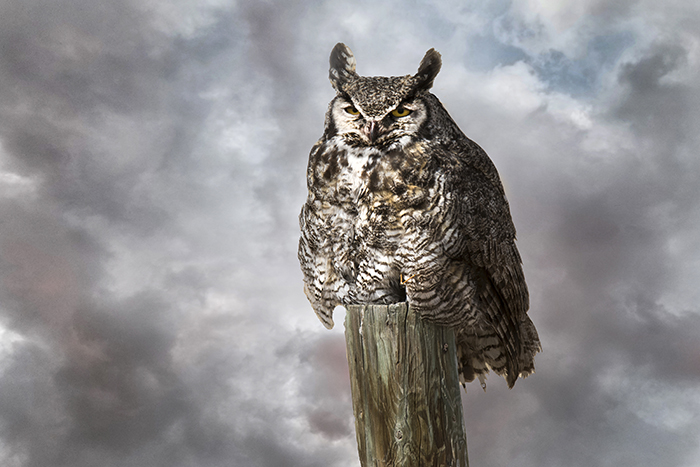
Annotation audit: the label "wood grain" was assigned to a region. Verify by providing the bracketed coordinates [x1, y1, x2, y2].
[344, 303, 469, 467]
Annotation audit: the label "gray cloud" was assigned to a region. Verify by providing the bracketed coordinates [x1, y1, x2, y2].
[1, 1, 700, 466]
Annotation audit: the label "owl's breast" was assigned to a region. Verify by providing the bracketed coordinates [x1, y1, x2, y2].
[326, 142, 436, 238]
[303, 139, 449, 305]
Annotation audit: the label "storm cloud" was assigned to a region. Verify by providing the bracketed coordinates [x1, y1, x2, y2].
[1, 1, 699, 466]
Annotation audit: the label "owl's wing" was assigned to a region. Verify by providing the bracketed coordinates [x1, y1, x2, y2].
[453, 143, 532, 387]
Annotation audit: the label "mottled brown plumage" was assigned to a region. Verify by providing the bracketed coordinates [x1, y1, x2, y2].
[298, 43, 541, 388]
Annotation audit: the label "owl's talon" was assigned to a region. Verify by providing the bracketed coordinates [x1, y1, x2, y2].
[400, 273, 417, 284]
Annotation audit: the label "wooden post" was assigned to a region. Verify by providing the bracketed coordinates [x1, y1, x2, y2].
[344, 302, 469, 467]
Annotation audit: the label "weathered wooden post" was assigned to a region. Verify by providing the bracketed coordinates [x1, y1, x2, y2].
[344, 302, 469, 467]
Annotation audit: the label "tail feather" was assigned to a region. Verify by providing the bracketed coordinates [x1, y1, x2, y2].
[456, 315, 541, 390]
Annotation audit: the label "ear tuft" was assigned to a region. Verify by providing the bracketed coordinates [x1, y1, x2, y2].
[414, 48, 442, 90]
[329, 43, 358, 92]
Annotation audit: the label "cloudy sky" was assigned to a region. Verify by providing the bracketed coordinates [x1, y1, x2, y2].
[1, 0, 700, 466]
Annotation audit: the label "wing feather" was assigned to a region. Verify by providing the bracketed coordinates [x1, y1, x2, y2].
[450, 142, 539, 387]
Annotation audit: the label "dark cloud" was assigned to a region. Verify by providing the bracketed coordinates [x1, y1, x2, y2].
[616, 42, 695, 147]
[1, 1, 700, 466]
[0, 0, 174, 117]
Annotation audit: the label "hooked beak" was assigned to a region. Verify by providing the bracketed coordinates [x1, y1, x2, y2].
[362, 120, 383, 143]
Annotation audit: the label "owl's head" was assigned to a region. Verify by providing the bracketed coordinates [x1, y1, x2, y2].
[325, 43, 442, 147]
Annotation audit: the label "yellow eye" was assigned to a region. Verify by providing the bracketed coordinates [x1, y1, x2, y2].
[345, 106, 360, 115]
[391, 107, 411, 117]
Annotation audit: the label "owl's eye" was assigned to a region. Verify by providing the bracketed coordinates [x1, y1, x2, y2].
[391, 107, 412, 117]
[345, 106, 360, 116]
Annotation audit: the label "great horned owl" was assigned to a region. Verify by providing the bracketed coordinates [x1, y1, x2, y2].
[298, 43, 541, 388]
